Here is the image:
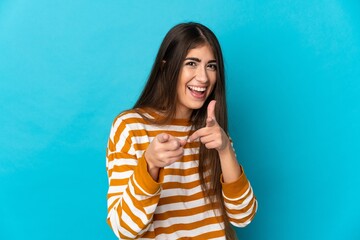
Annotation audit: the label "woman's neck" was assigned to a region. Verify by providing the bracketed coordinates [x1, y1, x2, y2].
[175, 107, 192, 120]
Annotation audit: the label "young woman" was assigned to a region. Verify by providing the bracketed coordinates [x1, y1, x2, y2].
[106, 22, 257, 239]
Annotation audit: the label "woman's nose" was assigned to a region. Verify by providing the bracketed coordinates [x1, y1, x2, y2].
[195, 66, 208, 83]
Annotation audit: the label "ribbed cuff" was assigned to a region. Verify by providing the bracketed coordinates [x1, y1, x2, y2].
[220, 166, 249, 199]
[133, 154, 161, 196]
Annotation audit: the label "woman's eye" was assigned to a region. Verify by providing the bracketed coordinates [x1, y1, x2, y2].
[207, 64, 217, 71]
[185, 61, 197, 67]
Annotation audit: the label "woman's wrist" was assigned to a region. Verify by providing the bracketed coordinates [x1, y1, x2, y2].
[217, 136, 231, 155]
[217, 141, 242, 183]
[145, 151, 160, 181]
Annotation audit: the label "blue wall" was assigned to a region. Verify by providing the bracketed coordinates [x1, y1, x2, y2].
[1, 1, 359, 239]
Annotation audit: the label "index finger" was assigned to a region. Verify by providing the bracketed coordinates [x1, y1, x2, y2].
[188, 128, 210, 142]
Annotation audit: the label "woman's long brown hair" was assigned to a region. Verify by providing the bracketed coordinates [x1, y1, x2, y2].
[133, 22, 236, 239]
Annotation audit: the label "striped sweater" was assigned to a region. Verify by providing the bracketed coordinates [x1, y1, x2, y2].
[106, 109, 257, 239]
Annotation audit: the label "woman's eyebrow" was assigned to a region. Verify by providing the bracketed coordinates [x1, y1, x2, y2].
[184, 57, 217, 63]
[185, 57, 201, 62]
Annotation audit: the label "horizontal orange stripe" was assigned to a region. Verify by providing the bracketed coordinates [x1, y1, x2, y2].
[153, 215, 223, 235]
[107, 151, 136, 161]
[141, 230, 156, 238]
[181, 154, 199, 162]
[186, 229, 225, 240]
[224, 184, 251, 204]
[133, 142, 149, 151]
[131, 129, 193, 138]
[110, 178, 130, 186]
[107, 192, 123, 199]
[120, 116, 148, 125]
[154, 203, 214, 221]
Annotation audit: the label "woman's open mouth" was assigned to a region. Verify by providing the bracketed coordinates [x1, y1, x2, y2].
[187, 85, 207, 99]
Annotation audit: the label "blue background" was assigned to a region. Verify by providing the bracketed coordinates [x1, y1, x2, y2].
[1, 0, 359, 239]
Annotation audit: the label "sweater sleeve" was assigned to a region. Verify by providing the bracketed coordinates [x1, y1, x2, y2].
[220, 166, 258, 228]
[106, 116, 161, 239]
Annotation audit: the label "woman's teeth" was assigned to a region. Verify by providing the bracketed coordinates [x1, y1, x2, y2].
[188, 86, 206, 92]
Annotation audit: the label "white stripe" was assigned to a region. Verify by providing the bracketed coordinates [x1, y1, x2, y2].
[128, 122, 153, 132]
[155, 198, 207, 214]
[163, 173, 199, 183]
[231, 218, 252, 228]
[133, 148, 199, 161]
[110, 170, 133, 180]
[134, 149, 199, 159]
[184, 147, 199, 155]
[160, 184, 203, 198]
[114, 129, 130, 149]
[224, 188, 254, 209]
[108, 209, 119, 238]
[132, 135, 149, 144]
[111, 117, 124, 132]
[107, 158, 138, 169]
[166, 160, 199, 169]
[154, 209, 218, 228]
[108, 185, 127, 194]
[131, 135, 190, 144]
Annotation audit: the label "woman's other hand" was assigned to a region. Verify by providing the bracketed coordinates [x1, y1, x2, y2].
[145, 133, 186, 180]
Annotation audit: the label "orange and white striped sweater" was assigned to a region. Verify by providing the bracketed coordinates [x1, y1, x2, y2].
[106, 109, 257, 239]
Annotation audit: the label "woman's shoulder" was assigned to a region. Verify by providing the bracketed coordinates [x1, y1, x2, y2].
[112, 108, 155, 125]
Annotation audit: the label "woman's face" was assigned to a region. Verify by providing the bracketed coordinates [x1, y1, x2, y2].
[175, 44, 217, 119]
